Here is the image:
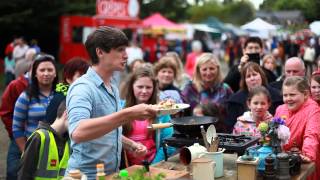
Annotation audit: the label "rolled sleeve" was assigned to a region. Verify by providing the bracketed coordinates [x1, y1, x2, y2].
[67, 83, 93, 137]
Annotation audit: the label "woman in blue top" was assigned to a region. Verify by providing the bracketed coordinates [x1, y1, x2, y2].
[121, 66, 175, 165]
[13, 54, 58, 153]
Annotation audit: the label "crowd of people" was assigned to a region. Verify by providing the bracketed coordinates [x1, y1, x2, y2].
[0, 26, 320, 180]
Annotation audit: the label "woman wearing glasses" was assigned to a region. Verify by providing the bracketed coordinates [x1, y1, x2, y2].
[12, 54, 58, 153]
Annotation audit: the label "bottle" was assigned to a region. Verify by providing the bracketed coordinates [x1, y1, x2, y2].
[68, 169, 82, 180]
[96, 163, 106, 180]
[119, 170, 129, 180]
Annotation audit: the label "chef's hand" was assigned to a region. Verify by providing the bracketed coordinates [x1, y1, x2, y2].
[128, 104, 158, 120]
[132, 142, 147, 157]
[300, 154, 312, 163]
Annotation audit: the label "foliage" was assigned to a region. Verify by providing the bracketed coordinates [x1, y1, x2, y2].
[55, 83, 69, 96]
[140, 0, 190, 22]
[260, 0, 320, 21]
[186, 0, 255, 25]
[113, 167, 165, 180]
[0, 0, 96, 58]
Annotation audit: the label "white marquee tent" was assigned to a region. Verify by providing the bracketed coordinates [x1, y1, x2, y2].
[241, 18, 277, 38]
[310, 21, 320, 35]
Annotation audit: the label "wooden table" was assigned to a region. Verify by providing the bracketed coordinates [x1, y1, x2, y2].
[105, 153, 315, 180]
[152, 153, 315, 180]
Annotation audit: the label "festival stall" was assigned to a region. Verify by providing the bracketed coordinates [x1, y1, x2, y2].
[310, 21, 320, 35]
[59, 0, 141, 64]
[140, 13, 187, 62]
[241, 18, 277, 39]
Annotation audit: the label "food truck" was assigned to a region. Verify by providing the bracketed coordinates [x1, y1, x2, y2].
[59, 0, 141, 64]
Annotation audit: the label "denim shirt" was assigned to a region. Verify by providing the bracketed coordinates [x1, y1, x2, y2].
[66, 68, 122, 179]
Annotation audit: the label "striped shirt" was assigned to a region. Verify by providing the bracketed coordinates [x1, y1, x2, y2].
[12, 91, 54, 139]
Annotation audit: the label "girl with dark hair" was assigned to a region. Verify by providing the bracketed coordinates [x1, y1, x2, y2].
[226, 62, 282, 133]
[12, 54, 58, 152]
[121, 66, 175, 165]
[233, 86, 273, 137]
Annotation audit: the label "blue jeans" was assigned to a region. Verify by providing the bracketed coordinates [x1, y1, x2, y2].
[6, 140, 21, 180]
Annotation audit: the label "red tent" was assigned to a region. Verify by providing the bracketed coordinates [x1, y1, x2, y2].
[143, 13, 180, 28]
[142, 13, 185, 34]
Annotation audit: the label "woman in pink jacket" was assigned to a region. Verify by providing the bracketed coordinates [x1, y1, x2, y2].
[275, 76, 320, 180]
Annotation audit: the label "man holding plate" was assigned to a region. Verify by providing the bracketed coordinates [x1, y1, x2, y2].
[66, 26, 157, 179]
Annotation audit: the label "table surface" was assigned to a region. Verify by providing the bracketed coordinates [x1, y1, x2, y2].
[105, 153, 315, 180]
[152, 153, 315, 180]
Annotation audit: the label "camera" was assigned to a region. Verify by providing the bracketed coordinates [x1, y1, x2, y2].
[247, 53, 260, 64]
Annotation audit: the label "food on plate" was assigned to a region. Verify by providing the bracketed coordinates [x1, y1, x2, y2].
[156, 99, 179, 109]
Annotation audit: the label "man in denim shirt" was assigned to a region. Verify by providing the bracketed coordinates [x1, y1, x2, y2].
[66, 26, 157, 179]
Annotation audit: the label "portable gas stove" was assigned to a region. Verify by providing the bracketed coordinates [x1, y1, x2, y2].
[163, 133, 259, 155]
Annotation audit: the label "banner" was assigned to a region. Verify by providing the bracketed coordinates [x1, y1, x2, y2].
[96, 0, 139, 19]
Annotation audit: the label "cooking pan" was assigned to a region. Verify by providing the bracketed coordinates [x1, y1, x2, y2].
[170, 116, 218, 137]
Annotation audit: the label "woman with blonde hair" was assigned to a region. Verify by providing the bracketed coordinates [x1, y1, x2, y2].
[181, 53, 233, 132]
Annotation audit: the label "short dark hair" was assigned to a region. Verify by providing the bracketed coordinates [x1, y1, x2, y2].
[85, 26, 129, 64]
[56, 100, 66, 119]
[63, 57, 90, 83]
[244, 36, 263, 49]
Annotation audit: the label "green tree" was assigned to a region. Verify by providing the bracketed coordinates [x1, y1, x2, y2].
[187, 0, 255, 25]
[140, 0, 190, 21]
[260, 0, 320, 21]
[0, 0, 96, 58]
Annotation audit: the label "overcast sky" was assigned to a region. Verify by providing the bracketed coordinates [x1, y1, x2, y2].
[250, 0, 264, 9]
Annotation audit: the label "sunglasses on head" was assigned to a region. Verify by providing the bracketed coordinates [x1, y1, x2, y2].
[34, 54, 55, 62]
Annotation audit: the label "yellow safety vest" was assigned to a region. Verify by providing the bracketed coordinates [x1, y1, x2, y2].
[30, 129, 69, 180]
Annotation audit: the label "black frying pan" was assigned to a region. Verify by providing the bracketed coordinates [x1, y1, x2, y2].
[170, 116, 218, 137]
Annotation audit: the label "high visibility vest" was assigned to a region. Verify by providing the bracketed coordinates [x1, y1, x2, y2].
[30, 129, 70, 180]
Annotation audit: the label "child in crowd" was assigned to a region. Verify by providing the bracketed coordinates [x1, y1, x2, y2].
[18, 100, 69, 180]
[233, 86, 273, 137]
[193, 102, 226, 133]
[193, 102, 221, 118]
[121, 66, 175, 165]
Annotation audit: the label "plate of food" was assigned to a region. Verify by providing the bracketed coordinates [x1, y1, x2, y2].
[153, 99, 190, 115]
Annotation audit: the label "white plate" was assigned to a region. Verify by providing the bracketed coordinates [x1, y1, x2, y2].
[156, 103, 190, 115]
[206, 125, 217, 144]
